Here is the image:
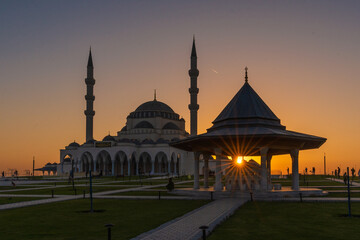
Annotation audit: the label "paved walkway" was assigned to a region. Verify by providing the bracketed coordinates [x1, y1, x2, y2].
[328, 177, 360, 186]
[0, 180, 193, 210]
[132, 198, 248, 240]
[259, 197, 360, 202]
[0, 195, 82, 210]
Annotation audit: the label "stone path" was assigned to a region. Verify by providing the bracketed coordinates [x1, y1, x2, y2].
[328, 178, 360, 186]
[132, 198, 248, 240]
[0, 195, 82, 210]
[259, 197, 360, 202]
[0, 180, 193, 210]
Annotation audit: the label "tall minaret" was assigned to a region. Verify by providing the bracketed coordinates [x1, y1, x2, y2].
[84, 49, 95, 142]
[188, 37, 199, 136]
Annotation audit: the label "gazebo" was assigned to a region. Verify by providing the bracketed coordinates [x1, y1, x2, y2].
[172, 68, 326, 192]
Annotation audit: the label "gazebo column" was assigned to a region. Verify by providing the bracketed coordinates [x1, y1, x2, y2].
[266, 155, 273, 190]
[203, 155, 209, 188]
[193, 153, 200, 189]
[260, 147, 269, 191]
[214, 150, 222, 191]
[290, 149, 300, 191]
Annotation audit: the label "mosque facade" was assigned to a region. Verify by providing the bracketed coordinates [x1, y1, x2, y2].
[58, 40, 200, 177]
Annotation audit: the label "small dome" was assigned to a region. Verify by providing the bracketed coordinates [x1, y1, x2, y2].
[134, 121, 154, 129]
[163, 122, 180, 130]
[141, 139, 155, 144]
[135, 100, 174, 113]
[131, 139, 140, 145]
[68, 141, 80, 147]
[103, 135, 115, 141]
[156, 138, 169, 144]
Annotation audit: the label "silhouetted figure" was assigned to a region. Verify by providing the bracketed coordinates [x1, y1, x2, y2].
[343, 172, 347, 185]
[166, 178, 174, 191]
[1, 171, 4, 178]
[338, 167, 341, 177]
[11, 181, 16, 187]
[312, 167, 315, 175]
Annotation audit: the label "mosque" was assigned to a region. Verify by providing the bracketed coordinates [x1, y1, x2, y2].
[58, 40, 201, 177]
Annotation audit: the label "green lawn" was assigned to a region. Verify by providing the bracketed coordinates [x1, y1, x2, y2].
[7, 186, 131, 195]
[324, 192, 360, 198]
[272, 180, 343, 186]
[0, 197, 46, 205]
[0, 186, 35, 191]
[0, 199, 208, 240]
[209, 202, 360, 240]
[112, 190, 179, 197]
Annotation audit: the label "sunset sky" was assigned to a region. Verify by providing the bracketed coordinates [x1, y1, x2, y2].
[1, 1, 360, 174]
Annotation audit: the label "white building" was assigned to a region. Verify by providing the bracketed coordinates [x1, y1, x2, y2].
[59, 40, 201, 177]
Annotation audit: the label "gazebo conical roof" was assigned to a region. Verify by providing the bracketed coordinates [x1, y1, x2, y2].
[171, 69, 326, 156]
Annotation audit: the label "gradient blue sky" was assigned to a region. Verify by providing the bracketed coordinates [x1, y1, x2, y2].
[1, 1, 360, 174]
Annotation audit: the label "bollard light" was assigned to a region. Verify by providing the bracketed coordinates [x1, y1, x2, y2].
[199, 225, 209, 240]
[105, 224, 114, 240]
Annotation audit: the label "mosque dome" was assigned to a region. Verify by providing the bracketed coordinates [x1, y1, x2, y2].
[135, 100, 174, 113]
[68, 141, 80, 147]
[128, 99, 180, 120]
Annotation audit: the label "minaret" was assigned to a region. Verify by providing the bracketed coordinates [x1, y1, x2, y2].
[188, 37, 199, 136]
[84, 49, 95, 142]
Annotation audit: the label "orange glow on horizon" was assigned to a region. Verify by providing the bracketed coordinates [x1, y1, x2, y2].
[1, 2, 359, 176]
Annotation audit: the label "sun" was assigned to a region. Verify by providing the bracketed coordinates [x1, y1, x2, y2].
[236, 156, 243, 164]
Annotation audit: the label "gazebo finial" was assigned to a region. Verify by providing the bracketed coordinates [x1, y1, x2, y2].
[245, 66, 248, 83]
[154, 89, 157, 101]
